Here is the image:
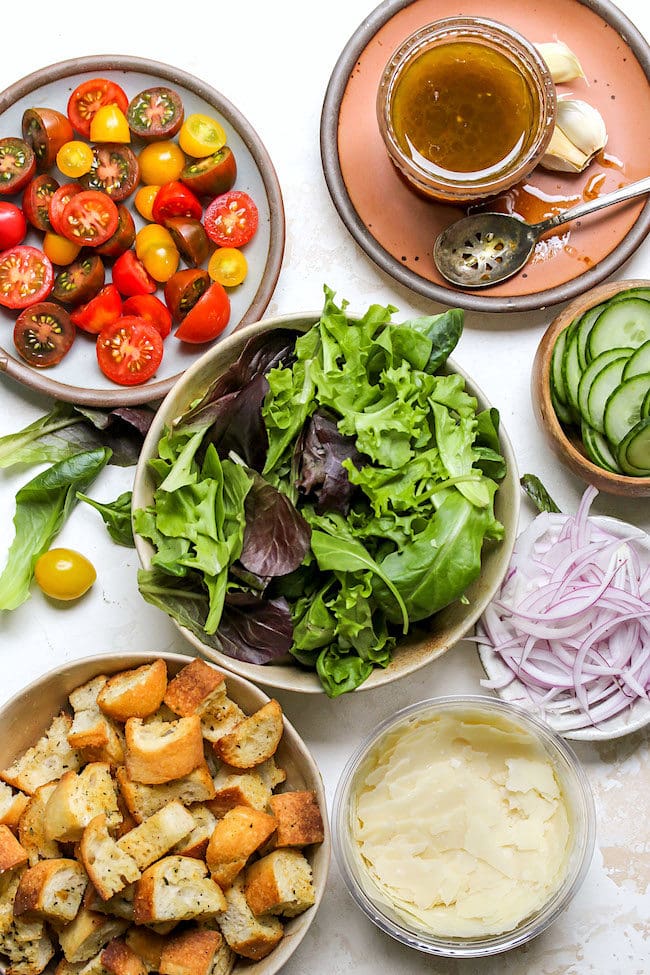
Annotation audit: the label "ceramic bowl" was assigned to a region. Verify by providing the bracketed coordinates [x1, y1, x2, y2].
[132, 311, 520, 694]
[0, 651, 330, 975]
[531, 278, 650, 497]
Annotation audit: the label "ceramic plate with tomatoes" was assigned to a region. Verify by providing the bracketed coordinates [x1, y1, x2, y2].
[0, 55, 284, 406]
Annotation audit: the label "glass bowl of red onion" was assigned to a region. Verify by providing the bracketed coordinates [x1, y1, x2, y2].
[476, 486, 650, 740]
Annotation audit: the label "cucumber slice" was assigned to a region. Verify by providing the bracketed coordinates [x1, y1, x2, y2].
[551, 382, 573, 425]
[622, 339, 650, 380]
[575, 304, 605, 368]
[581, 421, 622, 473]
[603, 372, 650, 446]
[587, 298, 650, 360]
[585, 357, 629, 434]
[643, 387, 650, 420]
[550, 327, 569, 407]
[618, 418, 650, 475]
[577, 348, 632, 422]
[561, 329, 582, 412]
[614, 288, 650, 302]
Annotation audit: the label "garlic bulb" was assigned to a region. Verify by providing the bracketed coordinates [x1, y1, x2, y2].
[540, 98, 608, 173]
[535, 41, 586, 83]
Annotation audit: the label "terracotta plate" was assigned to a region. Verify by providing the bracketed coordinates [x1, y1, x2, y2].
[0, 56, 285, 406]
[321, 0, 650, 312]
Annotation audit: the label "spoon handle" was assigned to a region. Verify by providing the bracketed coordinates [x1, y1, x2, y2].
[537, 175, 650, 232]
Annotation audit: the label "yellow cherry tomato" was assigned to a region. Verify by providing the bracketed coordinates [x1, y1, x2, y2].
[136, 224, 179, 281]
[89, 104, 131, 143]
[134, 185, 161, 221]
[34, 548, 96, 601]
[56, 140, 94, 178]
[138, 141, 185, 185]
[135, 223, 174, 259]
[42, 232, 82, 266]
[178, 113, 227, 158]
[208, 247, 248, 287]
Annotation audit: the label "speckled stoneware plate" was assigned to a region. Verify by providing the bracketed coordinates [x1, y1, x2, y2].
[321, 0, 650, 313]
[0, 55, 285, 406]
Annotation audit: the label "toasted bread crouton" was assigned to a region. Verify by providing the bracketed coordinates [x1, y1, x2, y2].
[0, 782, 29, 830]
[0, 915, 54, 975]
[0, 714, 81, 796]
[133, 857, 226, 926]
[267, 790, 325, 849]
[244, 849, 315, 917]
[115, 765, 215, 824]
[58, 909, 129, 964]
[213, 701, 283, 770]
[79, 815, 140, 901]
[18, 784, 60, 866]
[13, 857, 87, 922]
[101, 938, 146, 975]
[69, 677, 108, 713]
[0, 869, 23, 938]
[170, 805, 216, 860]
[205, 806, 276, 890]
[68, 710, 125, 768]
[116, 802, 195, 871]
[124, 716, 204, 785]
[208, 757, 285, 819]
[218, 875, 283, 961]
[158, 927, 224, 975]
[45, 764, 121, 843]
[97, 662, 167, 723]
[85, 882, 135, 922]
[124, 927, 165, 972]
[0, 825, 28, 874]
[163, 661, 226, 718]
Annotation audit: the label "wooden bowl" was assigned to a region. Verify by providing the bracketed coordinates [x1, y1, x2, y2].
[0, 652, 330, 975]
[531, 278, 650, 498]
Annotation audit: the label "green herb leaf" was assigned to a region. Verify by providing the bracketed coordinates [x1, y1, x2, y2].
[520, 474, 561, 513]
[76, 491, 135, 547]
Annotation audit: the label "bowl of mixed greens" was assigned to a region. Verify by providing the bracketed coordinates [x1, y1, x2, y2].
[132, 287, 520, 696]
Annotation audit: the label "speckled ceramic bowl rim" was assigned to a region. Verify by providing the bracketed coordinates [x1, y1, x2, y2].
[320, 0, 650, 313]
[0, 54, 285, 407]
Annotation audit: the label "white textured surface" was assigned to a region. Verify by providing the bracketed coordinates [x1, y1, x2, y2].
[1, 2, 650, 972]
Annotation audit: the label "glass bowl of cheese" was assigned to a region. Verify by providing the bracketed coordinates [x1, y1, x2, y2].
[333, 695, 595, 957]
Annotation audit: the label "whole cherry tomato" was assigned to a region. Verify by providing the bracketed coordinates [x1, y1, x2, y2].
[34, 548, 96, 600]
[0, 202, 27, 249]
[138, 140, 185, 185]
[70, 283, 122, 335]
[112, 250, 156, 297]
[135, 224, 179, 283]
[122, 294, 172, 339]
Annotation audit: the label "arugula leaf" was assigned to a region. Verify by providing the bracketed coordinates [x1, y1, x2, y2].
[0, 448, 111, 611]
[76, 491, 134, 547]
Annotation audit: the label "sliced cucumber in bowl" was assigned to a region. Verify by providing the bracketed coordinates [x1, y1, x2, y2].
[603, 372, 650, 446]
[587, 298, 650, 360]
[618, 418, 650, 475]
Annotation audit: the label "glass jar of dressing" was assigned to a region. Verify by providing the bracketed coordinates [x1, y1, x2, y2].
[376, 17, 557, 203]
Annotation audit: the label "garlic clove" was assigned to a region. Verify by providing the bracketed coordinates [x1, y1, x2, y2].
[539, 98, 608, 173]
[540, 126, 590, 173]
[535, 41, 586, 84]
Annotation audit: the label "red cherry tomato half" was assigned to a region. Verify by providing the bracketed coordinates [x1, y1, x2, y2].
[0, 202, 27, 249]
[0, 138, 36, 196]
[48, 183, 83, 236]
[152, 181, 202, 224]
[96, 315, 164, 386]
[67, 79, 129, 139]
[59, 190, 119, 247]
[122, 294, 172, 339]
[70, 283, 122, 335]
[23, 174, 59, 231]
[174, 281, 230, 344]
[203, 190, 258, 248]
[112, 249, 157, 297]
[0, 245, 53, 309]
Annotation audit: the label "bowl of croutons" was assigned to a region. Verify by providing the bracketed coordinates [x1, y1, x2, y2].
[0, 653, 330, 975]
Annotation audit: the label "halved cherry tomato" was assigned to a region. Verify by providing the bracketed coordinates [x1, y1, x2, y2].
[163, 268, 210, 323]
[90, 105, 130, 143]
[112, 249, 156, 297]
[42, 232, 81, 266]
[95, 205, 136, 259]
[34, 548, 96, 600]
[0, 245, 53, 309]
[0, 202, 27, 249]
[178, 113, 227, 158]
[70, 283, 122, 335]
[14, 301, 75, 367]
[175, 281, 230, 343]
[22, 174, 59, 231]
[67, 79, 129, 139]
[204, 190, 258, 248]
[52, 254, 105, 305]
[0, 138, 36, 196]
[122, 293, 172, 339]
[208, 247, 247, 287]
[126, 87, 184, 142]
[59, 190, 119, 246]
[21, 108, 74, 173]
[81, 144, 139, 201]
[134, 185, 160, 222]
[96, 315, 164, 386]
[152, 181, 202, 223]
[135, 224, 179, 283]
[48, 183, 83, 236]
[138, 141, 185, 186]
[56, 141, 94, 178]
[180, 147, 236, 198]
[164, 216, 209, 267]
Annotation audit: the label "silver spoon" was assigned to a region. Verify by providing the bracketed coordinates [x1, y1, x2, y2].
[433, 175, 650, 288]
